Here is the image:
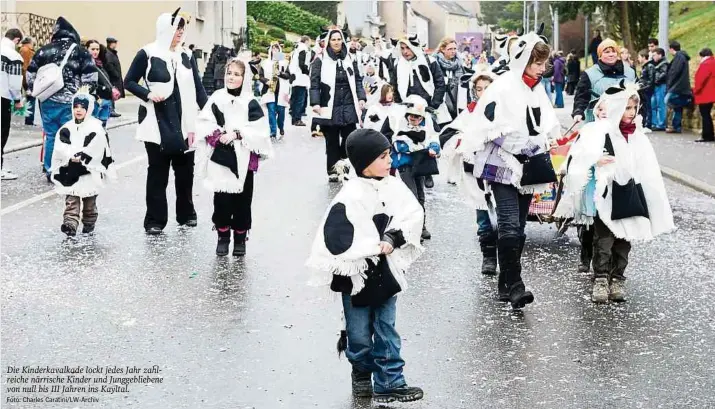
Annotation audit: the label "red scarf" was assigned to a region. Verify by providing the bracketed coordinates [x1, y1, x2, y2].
[522, 73, 539, 89]
[619, 121, 636, 141]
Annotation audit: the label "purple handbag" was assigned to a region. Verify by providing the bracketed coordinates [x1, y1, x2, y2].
[248, 152, 260, 172]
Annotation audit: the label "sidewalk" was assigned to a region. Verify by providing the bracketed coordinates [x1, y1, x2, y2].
[5, 96, 140, 153]
[556, 94, 715, 197]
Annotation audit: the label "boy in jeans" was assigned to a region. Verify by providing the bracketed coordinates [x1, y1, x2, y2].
[307, 129, 425, 403]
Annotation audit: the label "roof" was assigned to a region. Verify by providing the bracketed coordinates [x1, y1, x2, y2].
[434, 1, 473, 18]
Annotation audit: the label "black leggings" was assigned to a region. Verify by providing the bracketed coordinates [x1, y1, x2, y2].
[211, 171, 254, 231]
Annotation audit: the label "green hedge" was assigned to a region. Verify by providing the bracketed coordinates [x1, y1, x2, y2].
[266, 27, 286, 40]
[247, 1, 331, 38]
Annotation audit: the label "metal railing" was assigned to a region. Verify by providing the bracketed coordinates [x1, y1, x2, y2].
[1, 13, 57, 46]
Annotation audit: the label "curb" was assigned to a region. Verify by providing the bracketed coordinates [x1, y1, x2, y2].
[4, 119, 138, 154]
[661, 166, 715, 198]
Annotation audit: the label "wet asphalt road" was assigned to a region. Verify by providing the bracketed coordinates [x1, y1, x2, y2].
[2, 120, 715, 409]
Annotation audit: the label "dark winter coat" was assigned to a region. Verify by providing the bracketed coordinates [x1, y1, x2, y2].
[667, 50, 692, 96]
[552, 56, 566, 84]
[566, 56, 581, 82]
[653, 59, 668, 85]
[542, 56, 555, 79]
[104, 47, 124, 97]
[309, 46, 366, 127]
[95, 64, 114, 101]
[639, 60, 656, 91]
[26, 17, 97, 105]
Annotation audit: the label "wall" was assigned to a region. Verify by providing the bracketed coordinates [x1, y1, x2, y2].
[379, 1, 406, 40]
[409, 1, 443, 48]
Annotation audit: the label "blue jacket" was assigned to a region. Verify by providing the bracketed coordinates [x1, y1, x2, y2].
[391, 138, 440, 169]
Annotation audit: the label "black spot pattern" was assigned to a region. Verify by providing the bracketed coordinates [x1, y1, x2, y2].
[147, 57, 171, 83]
[181, 53, 191, 69]
[248, 100, 265, 121]
[138, 106, 147, 123]
[525, 107, 542, 136]
[484, 101, 496, 122]
[372, 213, 390, 237]
[58, 128, 71, 144]
[101, 151, 113, 169]
[83, 132, 96, 147]
[319, 83, 332, 107]
[604, 134, 615, 156]
[77, 152, 93, 164]
[323, 203, 354, 256]
[418, 65, 431, 83]
[346, 67, 353, 76]
[211, 103, 226, 127]
[566, 155, 573, 172]
[369, 114, 380, 122]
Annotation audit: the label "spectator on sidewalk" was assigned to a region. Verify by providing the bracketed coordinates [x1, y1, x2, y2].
[651, 48, 669, 131]
[541, 52, 555, 101]
[552, 50, 566, 108]
[647, 38, 659, 60]
[566, 50, 580, 95]
[573, 39, 636, 123]
[19, 37, 35, 126]
[1, 28, 24, 181]
[104, 37, 124, 118]
[620, 48, 634, 68]
[26, 17, 97, 181]
[85, 40, 114, 128]
[693, 48, 715, 142]
[587, 30, 602, 66]
[665, 41, 692, 134]
[638, 49, 655, 128]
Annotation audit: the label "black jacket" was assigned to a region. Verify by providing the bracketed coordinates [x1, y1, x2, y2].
[639, 60, 656, 91]
[667, 51, 692, 96]
[309, 46, 366, 127]
[566, 57, 581, 82]
[389, 57, 446, 109]
[26, 17, 97, 104]
[95, 64, 114, 101]
[572, 60, 629, 118]
[653, 59, 669, 85]
[104, 48, 124, 97]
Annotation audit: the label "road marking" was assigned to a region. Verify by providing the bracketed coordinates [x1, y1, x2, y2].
[0, 155, 146, 216]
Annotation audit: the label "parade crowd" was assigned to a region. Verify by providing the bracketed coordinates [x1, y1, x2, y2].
[2, 8, 715, 404]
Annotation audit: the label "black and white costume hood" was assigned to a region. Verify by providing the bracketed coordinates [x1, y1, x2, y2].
[490, 31, 519, 76]
[51, 89, 114, 197]
[461, 24, 561, 194]
[260, 43, 291, 107]
[371, 36, 393, 82]
[194, 58, 274, 194]
[135, 8, 199, 146]
[554, 83, 674, 241]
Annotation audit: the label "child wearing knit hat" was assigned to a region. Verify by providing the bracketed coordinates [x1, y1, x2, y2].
[307, 128, 426, 404]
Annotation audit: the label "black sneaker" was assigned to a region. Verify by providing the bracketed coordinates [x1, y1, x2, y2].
[373, 385, 424, 403]
[61, 223, 77, 237]
[82, 224, 95, 234]
[351, 369, 372, 398]
[421, 226, 431, 241]
[146, 226, 163, 235]
[110, 111, 122, 118]
[509, 282, 534, 309]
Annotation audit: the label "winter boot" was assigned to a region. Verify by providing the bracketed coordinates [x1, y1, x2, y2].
[591, 277, 609, 303]
[81, 224, 95, 234]
[424, 175, 434, 188]
[496, 271, 509, 302]
[351, 368, 372, 398]
[508, 281, 534, 310]
[61, 222, 77, 237]
[609, 278, 626, 302]
[421, 225, 432, 241]
[233, 230, 247, 257]
[479, 232, 498, 275]
[215, 227, 231, 256]
[577, 226, 593, 273]
[373, 385, 424, 403]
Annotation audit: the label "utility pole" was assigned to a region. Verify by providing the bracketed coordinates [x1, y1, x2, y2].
[534, 0, 538, 29]
[526, 3, 530, 32]
[523, 0, 527, 31]
[658, 0, 669, 49]
[584, 14, 589, 67]
[553, 6, 559, 49]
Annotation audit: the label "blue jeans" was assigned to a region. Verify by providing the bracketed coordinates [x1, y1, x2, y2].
[541, 78, 553, 102]
[554, 82, 564, 108]
[491, 183, 532, 241]
[290, 86, 307, 122]
[92, 99, 112, 128]
[651, 84, 667, 129]
[476, 209, 494, 238]
[40, 99, 73, 173]
[341, 294, 405, 393]
[266, 102, 285, 136]
[665, 92, 691, 132]
[25, 95, 36, 125]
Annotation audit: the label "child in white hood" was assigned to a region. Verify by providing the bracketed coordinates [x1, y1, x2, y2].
[194, 58, 274, 257]
[51, 87, 114, 236]
[554, 82, 674, 303]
